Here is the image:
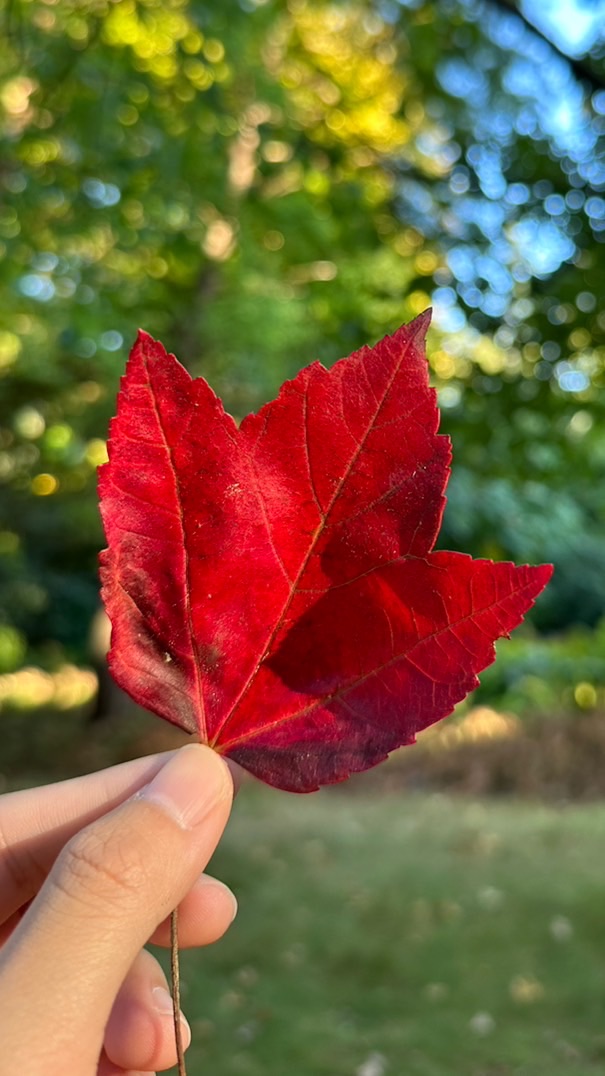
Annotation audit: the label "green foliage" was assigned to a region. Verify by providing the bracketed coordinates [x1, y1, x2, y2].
[476, 621, 605, 716]
[1, 0, 604, 660]
[0, 625, 26, 673]
[443, 470, 605, 631]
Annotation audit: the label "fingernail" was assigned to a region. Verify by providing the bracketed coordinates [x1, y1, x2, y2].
[196, 875, 238, 922]
[152, 987, 191, 1048]
[138, 744, 232, 829]
[152, 986, 176, 1014]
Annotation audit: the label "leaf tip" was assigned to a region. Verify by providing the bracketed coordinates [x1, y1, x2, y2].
[522, 561, 554, 599]
[412, 307, 433, 334]
[131, 328, 170, 363]
[539, 562, 555, 585]
[385, 308, 432, 363]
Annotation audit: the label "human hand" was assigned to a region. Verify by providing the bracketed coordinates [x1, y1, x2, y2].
[0, 743, 236, 1076]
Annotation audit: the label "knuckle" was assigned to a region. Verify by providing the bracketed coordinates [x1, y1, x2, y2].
[53, 824, 151, 911]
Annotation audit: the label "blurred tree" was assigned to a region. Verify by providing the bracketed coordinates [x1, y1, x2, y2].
[0, 0, 604, 670]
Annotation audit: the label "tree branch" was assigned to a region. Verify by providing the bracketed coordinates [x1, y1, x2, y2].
[484, 0, 605, 94]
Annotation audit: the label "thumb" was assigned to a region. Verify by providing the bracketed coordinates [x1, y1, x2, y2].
[0, 744, 233, 1076]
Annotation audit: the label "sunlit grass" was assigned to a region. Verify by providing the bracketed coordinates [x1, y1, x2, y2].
[0, 664, 97, 711]
[171, 787, 605, 1076]
[419, 705, 520, 751]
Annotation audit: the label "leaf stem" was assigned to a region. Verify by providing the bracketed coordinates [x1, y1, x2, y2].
[171, 907, 187, 1076]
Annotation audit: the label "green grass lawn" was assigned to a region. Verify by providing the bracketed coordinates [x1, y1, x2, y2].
[165, 785, 605, 1076]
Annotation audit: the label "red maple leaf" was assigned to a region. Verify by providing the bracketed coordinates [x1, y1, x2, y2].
[99, 313, 551, 792]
